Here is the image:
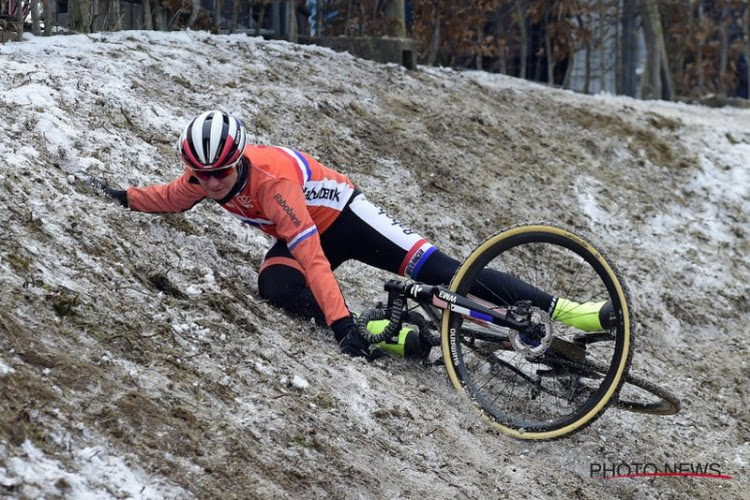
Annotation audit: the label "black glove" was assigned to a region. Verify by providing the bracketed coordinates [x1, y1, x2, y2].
[331, 316, 383, 360]
[87, 177, 128, 208]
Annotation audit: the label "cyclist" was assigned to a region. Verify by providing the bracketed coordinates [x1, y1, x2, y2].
[93, 110, 610, 359]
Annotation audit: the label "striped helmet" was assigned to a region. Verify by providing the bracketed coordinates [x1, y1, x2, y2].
[178, 110, 247, 170]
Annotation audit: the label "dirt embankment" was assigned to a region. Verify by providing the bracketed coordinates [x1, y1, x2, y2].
[0, 32, 747, 499]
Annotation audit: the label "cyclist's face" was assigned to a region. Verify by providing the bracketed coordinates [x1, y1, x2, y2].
[193, 167, 238, 199]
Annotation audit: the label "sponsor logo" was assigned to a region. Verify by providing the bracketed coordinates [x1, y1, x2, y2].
[377, 208, 415, 235]
[449, 327, 460, 365]
[236, 195, 254, 208]
[273, 193, 302, 227]
[304, 186, 341, 203]
[405, 248, 425, 276]
[439, 290, 457, 303]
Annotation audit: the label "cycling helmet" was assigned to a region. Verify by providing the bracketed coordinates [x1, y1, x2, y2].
[178, 110, 247, 170]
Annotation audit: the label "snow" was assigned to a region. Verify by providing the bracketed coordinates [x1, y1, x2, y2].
[0, 30, 748, 499]
[0, 440, 190, 499]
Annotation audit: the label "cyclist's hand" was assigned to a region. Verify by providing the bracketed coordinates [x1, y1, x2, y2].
[86, 177, 128, 208]
[332, 316, 384, 361]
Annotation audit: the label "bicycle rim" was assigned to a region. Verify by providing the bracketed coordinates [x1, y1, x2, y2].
[441, 224, 632, 440]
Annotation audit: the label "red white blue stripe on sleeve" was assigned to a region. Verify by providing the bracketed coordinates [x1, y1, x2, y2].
[287, 225, 318, 251]
[277, 147, 312, 185]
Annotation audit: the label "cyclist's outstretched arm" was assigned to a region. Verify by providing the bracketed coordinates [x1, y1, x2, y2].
[125, 171, 206, 213]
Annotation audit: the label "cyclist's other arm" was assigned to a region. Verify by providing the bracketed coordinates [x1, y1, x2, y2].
[126, 173, 207, 213]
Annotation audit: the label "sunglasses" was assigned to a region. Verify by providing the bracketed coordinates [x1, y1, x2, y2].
[190, 166, 236, 181]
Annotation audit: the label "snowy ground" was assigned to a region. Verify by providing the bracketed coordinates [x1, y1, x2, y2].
[0, 31, 748, 499]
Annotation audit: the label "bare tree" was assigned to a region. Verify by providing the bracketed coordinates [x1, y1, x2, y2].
[718, 0, 730, 97]
[695, 0, 705, 96]
[230, 0, 240, 33]
[515, 0, 528, 78]
[187, 0, 200, 28]
[639, 0, 673, 100]
[12, 0, 23, 41]
[384, 0, 406, 38]
[212, 0, 222, 32]
[31, 0, 41, 35]
[91, 0, 99, 31]
[70, 0, 92, 33]
[286, 0, 297, 41]
[144, 0, 153, 30]
[44, 0, 53, 35]
[425, 3, 441, 65]
[108, 0, 121, 30]
[745, 0, 750, 98]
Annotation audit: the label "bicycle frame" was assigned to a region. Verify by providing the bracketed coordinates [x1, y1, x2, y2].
[386, 279, 533, 331]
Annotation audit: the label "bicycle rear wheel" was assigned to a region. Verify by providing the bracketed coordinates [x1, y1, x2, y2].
[441, 224, 632, 440]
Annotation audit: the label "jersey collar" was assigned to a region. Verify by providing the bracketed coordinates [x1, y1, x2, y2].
[215, 158, 249, 205]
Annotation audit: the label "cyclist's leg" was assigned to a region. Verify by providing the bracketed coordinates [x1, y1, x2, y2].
[321, 193, 436, 275]
[330, 195, 556, 311]
[257, 240, 328, 325]
[329, 195, 607, 330]
[416, 250, 556, 311]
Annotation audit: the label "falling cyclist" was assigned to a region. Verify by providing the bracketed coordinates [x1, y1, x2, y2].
[92, 110, 612, 359]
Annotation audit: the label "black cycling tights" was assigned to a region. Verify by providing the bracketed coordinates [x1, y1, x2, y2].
[257, 247, 555, 326]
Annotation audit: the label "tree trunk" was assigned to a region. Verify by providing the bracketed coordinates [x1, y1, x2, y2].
[230, 0, 240, 33]
[255, 1, 267, 36]
[143, 0, 153, 30]
[13, 0, 23, 41]
[70, 0, 92, 33]
[696, 0, 704, 96]
[639, 0, 673, 100]
[494, 6, 507, 74]
[515, 0, 527, 79]
[155, 0, 167, 30]
[212, 0, 222, 32]
[343, 0, 352, 35]
[619, 1, 637, 96]
[718, 1, 730, 97]
[287, 0, 297, 41]
[744, 0, 750, 99]
[315, 0, 322, 36]
[187, 0, 200, 28]
[563, 49, 575, 89]
[384, 0, 406, 38]
[31, 0, 41, 35]
[614, 0, 621, 94]
[544, 10, 554, 84]
[44, 0, 53, 35]
[426, 5, 441, 66]
[90, 0, 98, 31]
[598, 0, 605, 91]
[108, 0, 121, 31]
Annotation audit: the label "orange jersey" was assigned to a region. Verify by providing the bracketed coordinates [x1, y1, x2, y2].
[127, 145, 356, 326]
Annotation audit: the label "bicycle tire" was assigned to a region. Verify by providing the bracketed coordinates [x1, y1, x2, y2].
[542, 356, 680, 416]
[441, 224, 633, 440]
[616, 371, 681, 415]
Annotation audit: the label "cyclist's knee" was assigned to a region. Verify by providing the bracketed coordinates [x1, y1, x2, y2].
[257, 264, 307, 305]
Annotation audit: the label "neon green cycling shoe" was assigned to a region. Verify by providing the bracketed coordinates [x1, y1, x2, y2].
[552, 298, 614, 332]
[365, 318, 431, 360]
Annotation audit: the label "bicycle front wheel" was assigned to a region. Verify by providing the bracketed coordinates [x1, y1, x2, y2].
[441, 224, 633, 440]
